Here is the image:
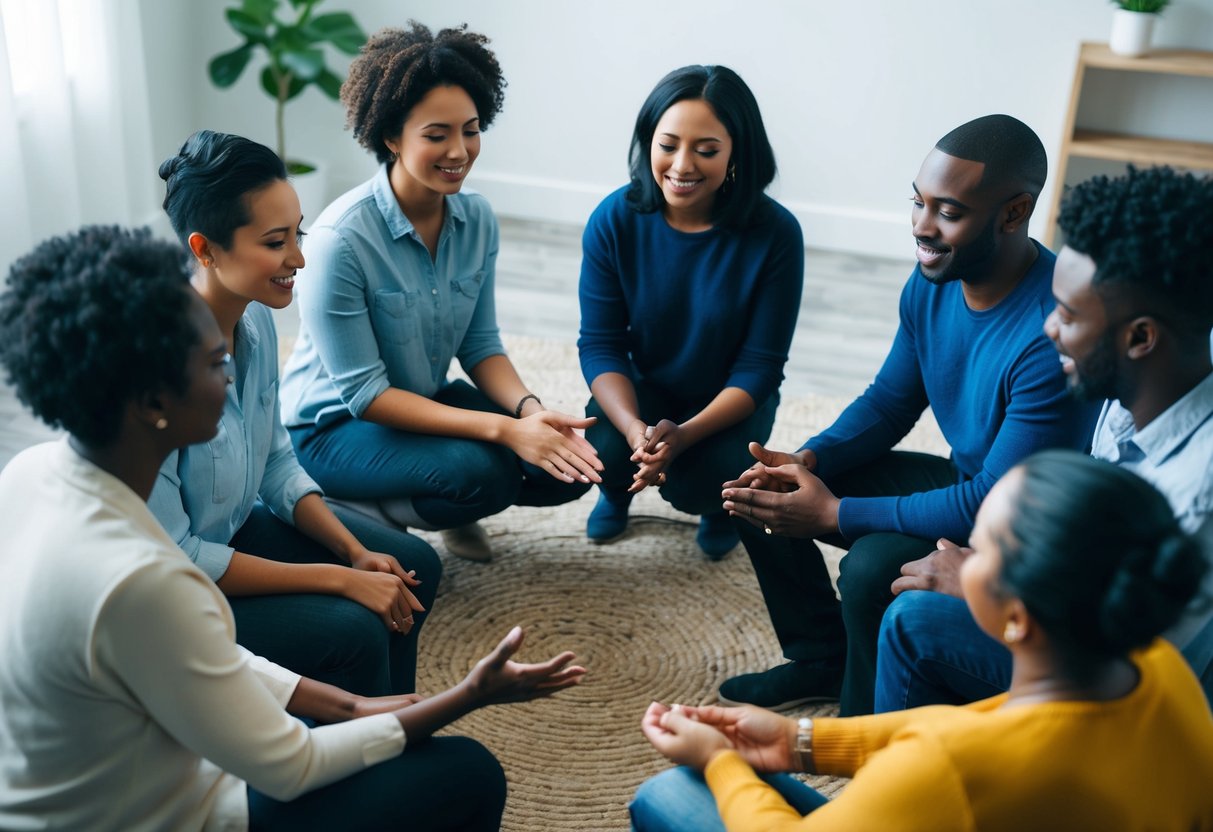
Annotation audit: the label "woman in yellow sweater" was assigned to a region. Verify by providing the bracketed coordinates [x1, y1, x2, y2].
[633, 450, 1213, 831]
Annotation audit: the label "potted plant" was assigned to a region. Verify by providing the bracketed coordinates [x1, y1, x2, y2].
[208, 0, 367, 178]
[1109, 0, 1170, 57]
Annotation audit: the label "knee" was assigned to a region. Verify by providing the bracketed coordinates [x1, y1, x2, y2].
[836, 535, 906, 609]
[879, 591, 936, 657]
[451, 737, 507, 817]
[630, 767, 717, 832]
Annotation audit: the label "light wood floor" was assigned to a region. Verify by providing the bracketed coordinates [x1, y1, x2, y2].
[0, 218, 914, 469]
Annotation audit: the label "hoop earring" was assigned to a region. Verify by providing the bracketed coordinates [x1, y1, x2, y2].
[721, 163, 737, 194]
[1003, 621, 1024, 644]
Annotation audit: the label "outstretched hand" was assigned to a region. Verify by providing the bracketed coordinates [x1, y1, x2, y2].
[505, 411, 603, 485]
[463, 626, 586, 706]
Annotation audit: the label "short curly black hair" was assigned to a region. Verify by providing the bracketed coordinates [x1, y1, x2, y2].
[1058, 166, 1213, 340]
[0, 226, 196, 447]
[341, 21, 506, 164]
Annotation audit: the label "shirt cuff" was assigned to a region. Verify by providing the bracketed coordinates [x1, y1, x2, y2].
[193, 540, 237, 582]
[837, 495, 897, 540]
[241, 648, 303, 706]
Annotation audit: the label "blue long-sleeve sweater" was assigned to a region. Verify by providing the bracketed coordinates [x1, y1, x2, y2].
[806, 243, 1098, 542]
[578, 187, 804, 408]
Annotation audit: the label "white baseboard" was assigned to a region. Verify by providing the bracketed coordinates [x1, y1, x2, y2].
[466, 171, 912, 260]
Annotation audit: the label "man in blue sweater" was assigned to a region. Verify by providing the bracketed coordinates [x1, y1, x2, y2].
[719, 115, 1097, 716]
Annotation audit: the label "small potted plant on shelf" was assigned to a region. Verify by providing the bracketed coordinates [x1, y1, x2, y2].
[1109, 0, 1170, 57]
[208, 0, 368, 208]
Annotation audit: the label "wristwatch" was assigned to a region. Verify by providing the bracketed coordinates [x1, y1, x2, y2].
[795, 717, 814, 772]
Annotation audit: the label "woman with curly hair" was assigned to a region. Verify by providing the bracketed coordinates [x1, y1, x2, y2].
[577, 66, 803, 559]
[280, 22, 601, 562]
[0, 225, 584, 830]
[632, 451, 1213, 830]
[150, 129, 440, 698]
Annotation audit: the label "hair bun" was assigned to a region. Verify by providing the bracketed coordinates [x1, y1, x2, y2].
[1100, 531, 1205, 653]
[157, 155, 183, 182]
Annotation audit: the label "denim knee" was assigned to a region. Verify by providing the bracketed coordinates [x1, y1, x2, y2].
[630, 767, 725, 832]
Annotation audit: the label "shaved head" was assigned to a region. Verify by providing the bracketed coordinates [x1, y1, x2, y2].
[935, 114, 1047, 200]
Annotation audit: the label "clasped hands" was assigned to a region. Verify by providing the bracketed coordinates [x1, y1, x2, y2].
[346, 546, 426, 634]
[721, 442, 841, 538]
[624, 419, 684, 493]
[504, 409, 604, 485]
[641, 701, 800, 773]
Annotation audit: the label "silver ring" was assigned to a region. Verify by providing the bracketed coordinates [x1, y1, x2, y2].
[764, 525, 772, 535]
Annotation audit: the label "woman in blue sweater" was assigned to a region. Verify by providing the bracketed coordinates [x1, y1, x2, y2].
[578, 65, 804, 559]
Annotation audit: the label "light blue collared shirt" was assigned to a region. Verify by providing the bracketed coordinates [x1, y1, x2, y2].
[149, 303, 321, 580]
[280, 165, 504, 428]
[1091, 370, 1213, 647]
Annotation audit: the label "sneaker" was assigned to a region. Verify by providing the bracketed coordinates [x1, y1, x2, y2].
[696, 512, 739, 561]
[718, 661, 843, 709]
[440, 522, 493, 562]
[586, 488, 632, 543]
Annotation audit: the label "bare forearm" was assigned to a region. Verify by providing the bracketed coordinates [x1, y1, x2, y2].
[362, 386, 511, 442]
[392, 680, 478, 742]
[467, 354, 539, 417]
[678, 387, 756, 449]
[215, 551, 345, 597]
[590, 372, 642, 437]
[287, 676, 358, 723]
[292, 492, 359, 562]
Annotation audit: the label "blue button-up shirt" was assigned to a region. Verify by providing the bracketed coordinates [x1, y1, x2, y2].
[149, 303, 321, 580]
[280, 165, 504, 428]
[1091, 370, 1213, 647]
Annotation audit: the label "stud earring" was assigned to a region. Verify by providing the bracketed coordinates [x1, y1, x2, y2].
[155, 417, 168, 430]
[1003, 621, 1024, 644]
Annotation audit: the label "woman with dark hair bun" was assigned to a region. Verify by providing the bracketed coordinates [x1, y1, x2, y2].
[150, 129, 441, 699]
[631, 450, 1213, 830]
[280, 22, 601, 563]
[577, 65, 803, 559]
[0, 226, 584, 830]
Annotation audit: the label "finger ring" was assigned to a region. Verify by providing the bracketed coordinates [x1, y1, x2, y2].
[764, 524, 772, 535]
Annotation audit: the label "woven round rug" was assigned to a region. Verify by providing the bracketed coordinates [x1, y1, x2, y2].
[403, 335, 947, 831]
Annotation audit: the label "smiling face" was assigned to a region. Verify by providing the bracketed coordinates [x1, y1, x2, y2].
[387, 84, 481, 202]
[650, 98, 733, 231]
[203, 179, 305, 310]
[1044, 246, 1122, 402]
[910, 149, 1005, 285]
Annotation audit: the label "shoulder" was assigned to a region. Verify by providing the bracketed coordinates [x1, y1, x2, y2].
[587, 186, 635, 227]
[451, 188, 497, 223]
[311, 175, 378, 232]
[750, 195, 802, 236]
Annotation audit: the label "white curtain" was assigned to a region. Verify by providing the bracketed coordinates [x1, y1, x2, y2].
[0, 0, 157, 276]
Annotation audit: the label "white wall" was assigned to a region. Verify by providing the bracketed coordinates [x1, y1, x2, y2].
[149, 0, 1213, 259]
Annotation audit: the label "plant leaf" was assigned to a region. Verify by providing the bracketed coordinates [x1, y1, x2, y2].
[315, 67, 342, 99]
[239, 0, 278, 27]
[209, 44, 254, 87]
[225, 8, 268, 42]
[307, 12, 366, 54]
[287, 160, 316, 175]
[287, 0, 318, 11]
[261, 66, 309, 102]
[280, 47, 325, 81]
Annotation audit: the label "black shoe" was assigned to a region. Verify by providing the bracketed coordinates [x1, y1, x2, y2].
[718, 661, 843, 709]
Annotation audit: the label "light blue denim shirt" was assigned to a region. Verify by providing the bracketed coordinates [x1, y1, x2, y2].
[280, 165, 505, 428]
[148, 303, 322, 580]
[1091, 370, 1213, 647]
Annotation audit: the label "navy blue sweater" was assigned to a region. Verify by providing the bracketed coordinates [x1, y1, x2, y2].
[806, 243, 1098, 542]
[578, 187, 804, 409]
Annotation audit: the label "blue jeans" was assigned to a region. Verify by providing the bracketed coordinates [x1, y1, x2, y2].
[228, 501, 442, 696]
[629, 765, 828, 831]
[290, 380, 590, 529]
[584, 384, 778, 517]
[248, 735, 505, 831]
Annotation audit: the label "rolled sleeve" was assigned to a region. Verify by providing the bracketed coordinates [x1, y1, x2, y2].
[147, 458, 236, 582]
[258, 400, 322, 524]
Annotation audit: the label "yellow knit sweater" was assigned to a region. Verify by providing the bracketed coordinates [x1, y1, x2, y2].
[705, 640, 1213, 831]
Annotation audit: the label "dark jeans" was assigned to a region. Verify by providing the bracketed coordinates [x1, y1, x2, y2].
[584, 383, 778, 516]
[738, 451, 958, 716]
[290, 380, 590, 529]
[248, 735, 506, 831]
[228, 502, 442, 696]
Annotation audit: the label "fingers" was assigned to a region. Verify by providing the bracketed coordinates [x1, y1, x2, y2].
[890, 575, 922, 596]
[485, 626, 525, 669]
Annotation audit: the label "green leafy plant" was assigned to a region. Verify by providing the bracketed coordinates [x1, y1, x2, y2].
[1112, 0, 1169, 13]
[208, 0, 367, 173]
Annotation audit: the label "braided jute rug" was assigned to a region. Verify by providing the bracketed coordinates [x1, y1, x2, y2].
[402, 334, 947, 832]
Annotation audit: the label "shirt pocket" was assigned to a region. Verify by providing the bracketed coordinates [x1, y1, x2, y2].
[449, 270, 486, 336]
[371, 289, 420, 345]
[208, 421, 234, 505]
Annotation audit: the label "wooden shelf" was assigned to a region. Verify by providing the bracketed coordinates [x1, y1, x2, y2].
[1045, 42, 1213, 247]
[1078, 42, 1213, 78]
[1069, 129, 1213, 170]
